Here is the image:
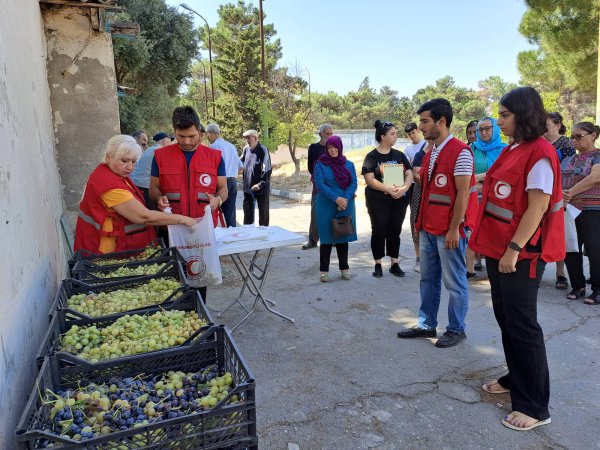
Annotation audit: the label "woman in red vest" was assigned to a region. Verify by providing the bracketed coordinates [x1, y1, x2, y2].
[74, 135, 197, 254]
[470, 87, 565, 431]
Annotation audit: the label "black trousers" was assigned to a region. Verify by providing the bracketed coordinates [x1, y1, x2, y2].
[319, 243, 349, 272]
[243, 193, 269, 226]
[307, 190, 319, 245]
[486, 257, 550, 420]
[564, 210, 600, 291]
[365, 191, 409, 260]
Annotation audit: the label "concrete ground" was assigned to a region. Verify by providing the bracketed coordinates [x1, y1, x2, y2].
[209, 192, 600, 450]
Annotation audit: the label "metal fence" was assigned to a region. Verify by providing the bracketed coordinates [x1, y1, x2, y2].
[331, 129, 411, 151]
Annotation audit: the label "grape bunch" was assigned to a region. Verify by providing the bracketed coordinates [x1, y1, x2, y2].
[95, 262, 168, 279]
[37, 366, 239, 446]
[94, 244, 162, 266]
[67, 278, 181, 317]
[59, 310, 207, 361]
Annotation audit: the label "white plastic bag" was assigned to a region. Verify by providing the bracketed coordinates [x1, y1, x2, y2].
[564, 206, 579, 253]
[168, 205, 222, 287]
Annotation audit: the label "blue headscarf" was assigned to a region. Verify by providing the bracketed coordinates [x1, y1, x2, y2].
[473, 117, 505, 169]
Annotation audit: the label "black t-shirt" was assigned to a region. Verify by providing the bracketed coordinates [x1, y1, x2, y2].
[362, 148, 411, 182]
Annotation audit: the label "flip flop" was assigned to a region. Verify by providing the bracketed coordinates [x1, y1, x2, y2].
[482, 379, 510, 394]
[502, 415, 551, 431]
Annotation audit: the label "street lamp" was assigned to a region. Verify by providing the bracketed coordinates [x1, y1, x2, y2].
[180, 3, 216, 119]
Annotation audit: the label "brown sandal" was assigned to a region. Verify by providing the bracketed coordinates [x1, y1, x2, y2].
[482, 379, 510, 394]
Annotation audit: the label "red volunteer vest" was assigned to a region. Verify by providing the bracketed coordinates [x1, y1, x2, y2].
[154, 143, 222, 226]
[416, 137, 478, 236]
[74, 164, 156, 253]
[469, 137, 565, 276]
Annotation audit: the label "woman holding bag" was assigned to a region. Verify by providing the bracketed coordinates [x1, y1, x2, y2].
[74, 135, 197, 254]
[314, 135, 358, 281]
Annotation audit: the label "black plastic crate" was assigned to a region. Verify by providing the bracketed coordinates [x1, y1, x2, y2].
[71, 257, 187, 285]
[38, 290, 214, 369]
[17, 326, 258, 450]
[48, 264, 190, 323]
[68, 239, 167, 273]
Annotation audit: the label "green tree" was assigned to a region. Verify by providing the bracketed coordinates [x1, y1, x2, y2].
[201, 0, 282, 139]
[413, 76, 487, 137]
[264, 66, 315, 175]
[114, 0, 199, 134]
[518, 0, 599, 95]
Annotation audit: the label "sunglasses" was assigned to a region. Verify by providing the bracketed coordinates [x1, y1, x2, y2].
[571, 133, 590, 140]
[477, 126, 493, 133]
[381, 121, 394, 128]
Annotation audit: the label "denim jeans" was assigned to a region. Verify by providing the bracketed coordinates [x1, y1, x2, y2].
[417, 230, 469, 333]
[221, 178, 238, 227]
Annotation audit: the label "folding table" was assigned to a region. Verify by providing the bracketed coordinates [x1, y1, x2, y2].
[216, 226, 305, 331]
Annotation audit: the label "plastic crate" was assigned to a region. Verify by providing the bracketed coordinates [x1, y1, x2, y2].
[48, 264, 190, 323]
[68, 239, 167, 273]
[17, 326, 258, 450]
[71, 257, 187, 285]
[38, 290, 214, 369]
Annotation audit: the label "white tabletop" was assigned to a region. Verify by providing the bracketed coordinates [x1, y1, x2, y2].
[216, 225, 305, 256]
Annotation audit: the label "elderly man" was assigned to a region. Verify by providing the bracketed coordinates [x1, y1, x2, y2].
[207, 123, 242, 227]
[131, 132, 172, 208]
[241, 129, 271, 226]
[302, 124, 333, 249]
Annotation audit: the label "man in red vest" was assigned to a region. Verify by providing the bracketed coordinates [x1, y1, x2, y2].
[150, 106, 228, 301]
[397, 98, 477, 348]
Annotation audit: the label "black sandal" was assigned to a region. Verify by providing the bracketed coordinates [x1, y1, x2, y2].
[555, 276, 569, 290]
[584, 291, 600, 305]
[566, 288, 585, 300]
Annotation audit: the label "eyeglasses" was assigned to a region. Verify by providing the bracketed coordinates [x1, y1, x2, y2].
[477, 126, 493, 133]
[571, 133, 590, 140]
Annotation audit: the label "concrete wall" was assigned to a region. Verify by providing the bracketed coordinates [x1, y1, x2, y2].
[43, 5, 121, 214]
[0, 1, 68, 448]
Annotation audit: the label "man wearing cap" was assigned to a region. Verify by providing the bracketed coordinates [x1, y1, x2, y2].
[241, 129, 271, 226]
[131, 132, 172, 208]
[206, 123, 242, 227]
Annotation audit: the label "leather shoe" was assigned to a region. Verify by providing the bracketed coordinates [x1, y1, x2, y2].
[302, 242, 317, 250]
[435, 330, 466, 348]
[397, 326, 436, 339]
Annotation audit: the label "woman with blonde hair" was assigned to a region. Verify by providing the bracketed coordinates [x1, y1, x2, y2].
[74, 135, 196, 253]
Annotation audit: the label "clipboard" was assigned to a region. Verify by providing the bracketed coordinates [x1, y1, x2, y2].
[382, 165, 404, 187]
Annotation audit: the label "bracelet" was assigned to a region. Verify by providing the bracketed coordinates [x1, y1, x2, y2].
[218, 196, 223, 206]
[508, 241, 522, 252]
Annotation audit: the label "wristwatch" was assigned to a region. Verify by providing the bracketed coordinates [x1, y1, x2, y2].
[508, 241, 522, 252]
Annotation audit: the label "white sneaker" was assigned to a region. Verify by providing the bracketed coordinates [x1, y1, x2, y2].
[414, 262, 420, 273]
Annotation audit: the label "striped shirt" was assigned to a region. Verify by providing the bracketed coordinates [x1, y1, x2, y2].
[428, 134, 474, 181]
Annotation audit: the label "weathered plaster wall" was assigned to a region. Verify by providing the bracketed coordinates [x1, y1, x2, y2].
[43, 5, 121, 215]
[0, 1, 68, 447]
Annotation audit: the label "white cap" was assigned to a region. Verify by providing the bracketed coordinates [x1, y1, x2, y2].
[242, 129, 259, 138]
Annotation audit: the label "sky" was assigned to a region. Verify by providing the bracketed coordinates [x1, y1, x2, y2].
[166, 0, 535, 97]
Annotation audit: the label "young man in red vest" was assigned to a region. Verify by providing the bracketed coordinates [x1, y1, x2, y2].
[397, 98, 477, 348]
[150, 106, 228, 302]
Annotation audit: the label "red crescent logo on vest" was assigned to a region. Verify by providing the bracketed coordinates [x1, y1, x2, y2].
[494, 181, 512, 200]
[185, 256, 206, 280]
[199, 174, 212, 187]
[434, 174, 448, 188]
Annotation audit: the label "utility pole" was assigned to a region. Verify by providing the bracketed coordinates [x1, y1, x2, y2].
[259, 0, 266, 82]
[596, 11, 600, 124]
[198, 59, 210, 121]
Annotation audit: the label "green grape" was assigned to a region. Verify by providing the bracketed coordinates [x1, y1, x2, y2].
[67, 278, 182, 317]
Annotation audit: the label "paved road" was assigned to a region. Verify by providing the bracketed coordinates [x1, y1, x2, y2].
[209, 193, 600, 450]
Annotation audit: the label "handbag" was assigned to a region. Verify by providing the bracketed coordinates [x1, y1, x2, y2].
[331, 212, 354, 238]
